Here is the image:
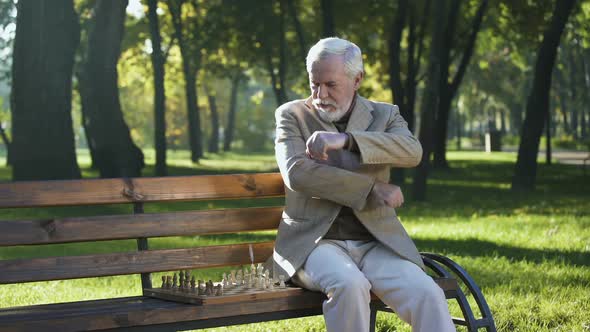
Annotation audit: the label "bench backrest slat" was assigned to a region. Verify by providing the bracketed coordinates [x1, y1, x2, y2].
[0, 173, 284, 208]
[0, 207, 283, 246]
[0, 241, 274, 284]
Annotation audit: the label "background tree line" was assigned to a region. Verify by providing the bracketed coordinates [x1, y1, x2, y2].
[0, 0, 588, 198]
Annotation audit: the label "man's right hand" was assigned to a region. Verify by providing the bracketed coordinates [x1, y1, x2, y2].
[370, 181, 404, 208]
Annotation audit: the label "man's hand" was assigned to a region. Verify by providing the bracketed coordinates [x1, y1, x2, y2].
[306, 131, 348, 160]
[370, 181, 404, 208]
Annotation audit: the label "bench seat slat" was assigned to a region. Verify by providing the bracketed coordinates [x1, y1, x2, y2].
[0, 173, 284, 208]
[0, 242, 274, 284]
[0, 277, 458, 332]
[0, 293, 326, 332]
[0, 207, 283, 246]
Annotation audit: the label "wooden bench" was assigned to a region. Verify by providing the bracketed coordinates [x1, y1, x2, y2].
[0, 173, 496, 332]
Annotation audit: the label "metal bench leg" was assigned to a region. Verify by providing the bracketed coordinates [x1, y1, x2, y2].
[369, 308, 378, 332]
[422, 253, 497, 332]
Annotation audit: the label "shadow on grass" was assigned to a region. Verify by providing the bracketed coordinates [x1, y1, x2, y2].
[416, 237, 589, 268]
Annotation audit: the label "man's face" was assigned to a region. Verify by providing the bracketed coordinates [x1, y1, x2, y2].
[309, 55, 362, 122]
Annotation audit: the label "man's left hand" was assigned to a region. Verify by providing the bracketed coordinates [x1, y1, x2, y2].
[306, 131, 348, 160]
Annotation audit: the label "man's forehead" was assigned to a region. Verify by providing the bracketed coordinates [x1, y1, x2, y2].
[309, 56, 346, 80]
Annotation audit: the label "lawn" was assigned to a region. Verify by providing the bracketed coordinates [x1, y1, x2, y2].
[0, 150, 588, 332]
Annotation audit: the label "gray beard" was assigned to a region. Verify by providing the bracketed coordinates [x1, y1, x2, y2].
[316, 106, 348, 122]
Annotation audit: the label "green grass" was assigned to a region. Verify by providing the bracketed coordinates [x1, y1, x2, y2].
[0, 150, 589, 331]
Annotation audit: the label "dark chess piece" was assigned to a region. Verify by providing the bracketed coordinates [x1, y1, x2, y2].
[190, 276, 196, 293]
[166, 276, 172, 289]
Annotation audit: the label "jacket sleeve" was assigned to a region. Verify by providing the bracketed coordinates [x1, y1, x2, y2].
[274, 106, 375, 211]
[349, 105, 423, 167]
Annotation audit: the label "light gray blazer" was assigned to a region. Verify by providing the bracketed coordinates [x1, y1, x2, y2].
[270, 95, 425, 280]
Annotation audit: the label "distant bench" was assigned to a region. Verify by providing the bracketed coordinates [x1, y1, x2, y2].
[0, 173, 496, 332]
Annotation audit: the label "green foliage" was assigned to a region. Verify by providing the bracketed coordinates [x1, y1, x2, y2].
[1, 151, 589, 331]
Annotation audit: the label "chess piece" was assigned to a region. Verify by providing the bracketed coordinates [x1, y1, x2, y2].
[236, 270, 243, 286]
[161, 276, 166, 288]
[257, 263, 263, 277]
[268, 277, 274, 290]
[215, 284, 223, 296]
[190, 276, 196, 293]
[179, 271, 185, 290]
[222, 273, 228, 288]
[166, 276, 172, 289]
[279, 275, 286, 289]
[206, 280, 213, 295]
[198, 280, 205, 295]
[185, 271, 191, 288]
[230, 270, 236, 286]
[172, 273, 178, 290]
[259, 276, 266, 289]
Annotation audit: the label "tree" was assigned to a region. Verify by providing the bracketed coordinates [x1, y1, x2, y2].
[10, 0, 81, 180]
[147, 0, 168, 175]
[79, 0, 145, 178]
[388, 0, 430, 185]
[412, 0, 446, 201]
[320, 0, 334, 37]
[512, 0, 576, 191]
[167, 0, 203, 162]
[432, 0, 488, 169]
[223, 74, 242, 151]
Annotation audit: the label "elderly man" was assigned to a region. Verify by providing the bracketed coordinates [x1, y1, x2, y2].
[271, 37, 455, 332]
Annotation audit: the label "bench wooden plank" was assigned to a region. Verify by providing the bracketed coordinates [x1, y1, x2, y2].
[0, 173, 284, 208]
[0, 207, 283, 246]
[0, 242, 274, 284]
[0, 278, 458, 332]
[0, 293, 327, 332]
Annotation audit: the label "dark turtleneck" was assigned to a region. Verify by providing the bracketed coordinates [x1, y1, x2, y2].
[323, 95, 374, 241]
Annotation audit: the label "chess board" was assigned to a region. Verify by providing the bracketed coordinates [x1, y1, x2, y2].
[143, 285, 306, 305]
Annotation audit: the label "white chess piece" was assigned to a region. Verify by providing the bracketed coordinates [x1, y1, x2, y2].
[230, 270, 236, 286]
[279, 275, 286, 289]
[236, 270, 243, 286]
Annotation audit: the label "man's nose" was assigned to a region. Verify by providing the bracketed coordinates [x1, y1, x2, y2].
[318, 85, 328, 99]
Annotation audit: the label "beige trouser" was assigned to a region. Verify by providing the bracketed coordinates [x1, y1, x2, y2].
[292, 240, 455, 332]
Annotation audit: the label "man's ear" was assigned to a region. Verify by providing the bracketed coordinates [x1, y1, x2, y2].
[353, 72, 364, 90]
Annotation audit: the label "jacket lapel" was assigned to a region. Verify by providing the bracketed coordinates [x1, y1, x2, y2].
[346, 96, 374, 132]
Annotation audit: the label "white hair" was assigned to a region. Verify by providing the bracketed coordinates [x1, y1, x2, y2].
[306, 37, 364, 79]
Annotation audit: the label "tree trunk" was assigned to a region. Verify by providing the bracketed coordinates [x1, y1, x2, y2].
[412, 0, 446, 201]
[320, 0, 334, 37]
[285, 0, 307, 66]
[11, 0, 81, 180]
[80, 109, 97, 169]
[0, 125, 10, 166]
[223, 75, 240, 152]
[432, 0, 460, 169]
[147, 0, 167, 176]
[79, 0, 144, 178]
[168, 0, 203, 162]
[207, 95, 219, 153]
[582, 49, 590, 138]
[568, 46, 579, 139]
[512, 0, 575, 191]
[388, 0, 408, 186]
[546, 108, 551, 165]
[433, 0, 488, 169]
[261, 1, 288, 107]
